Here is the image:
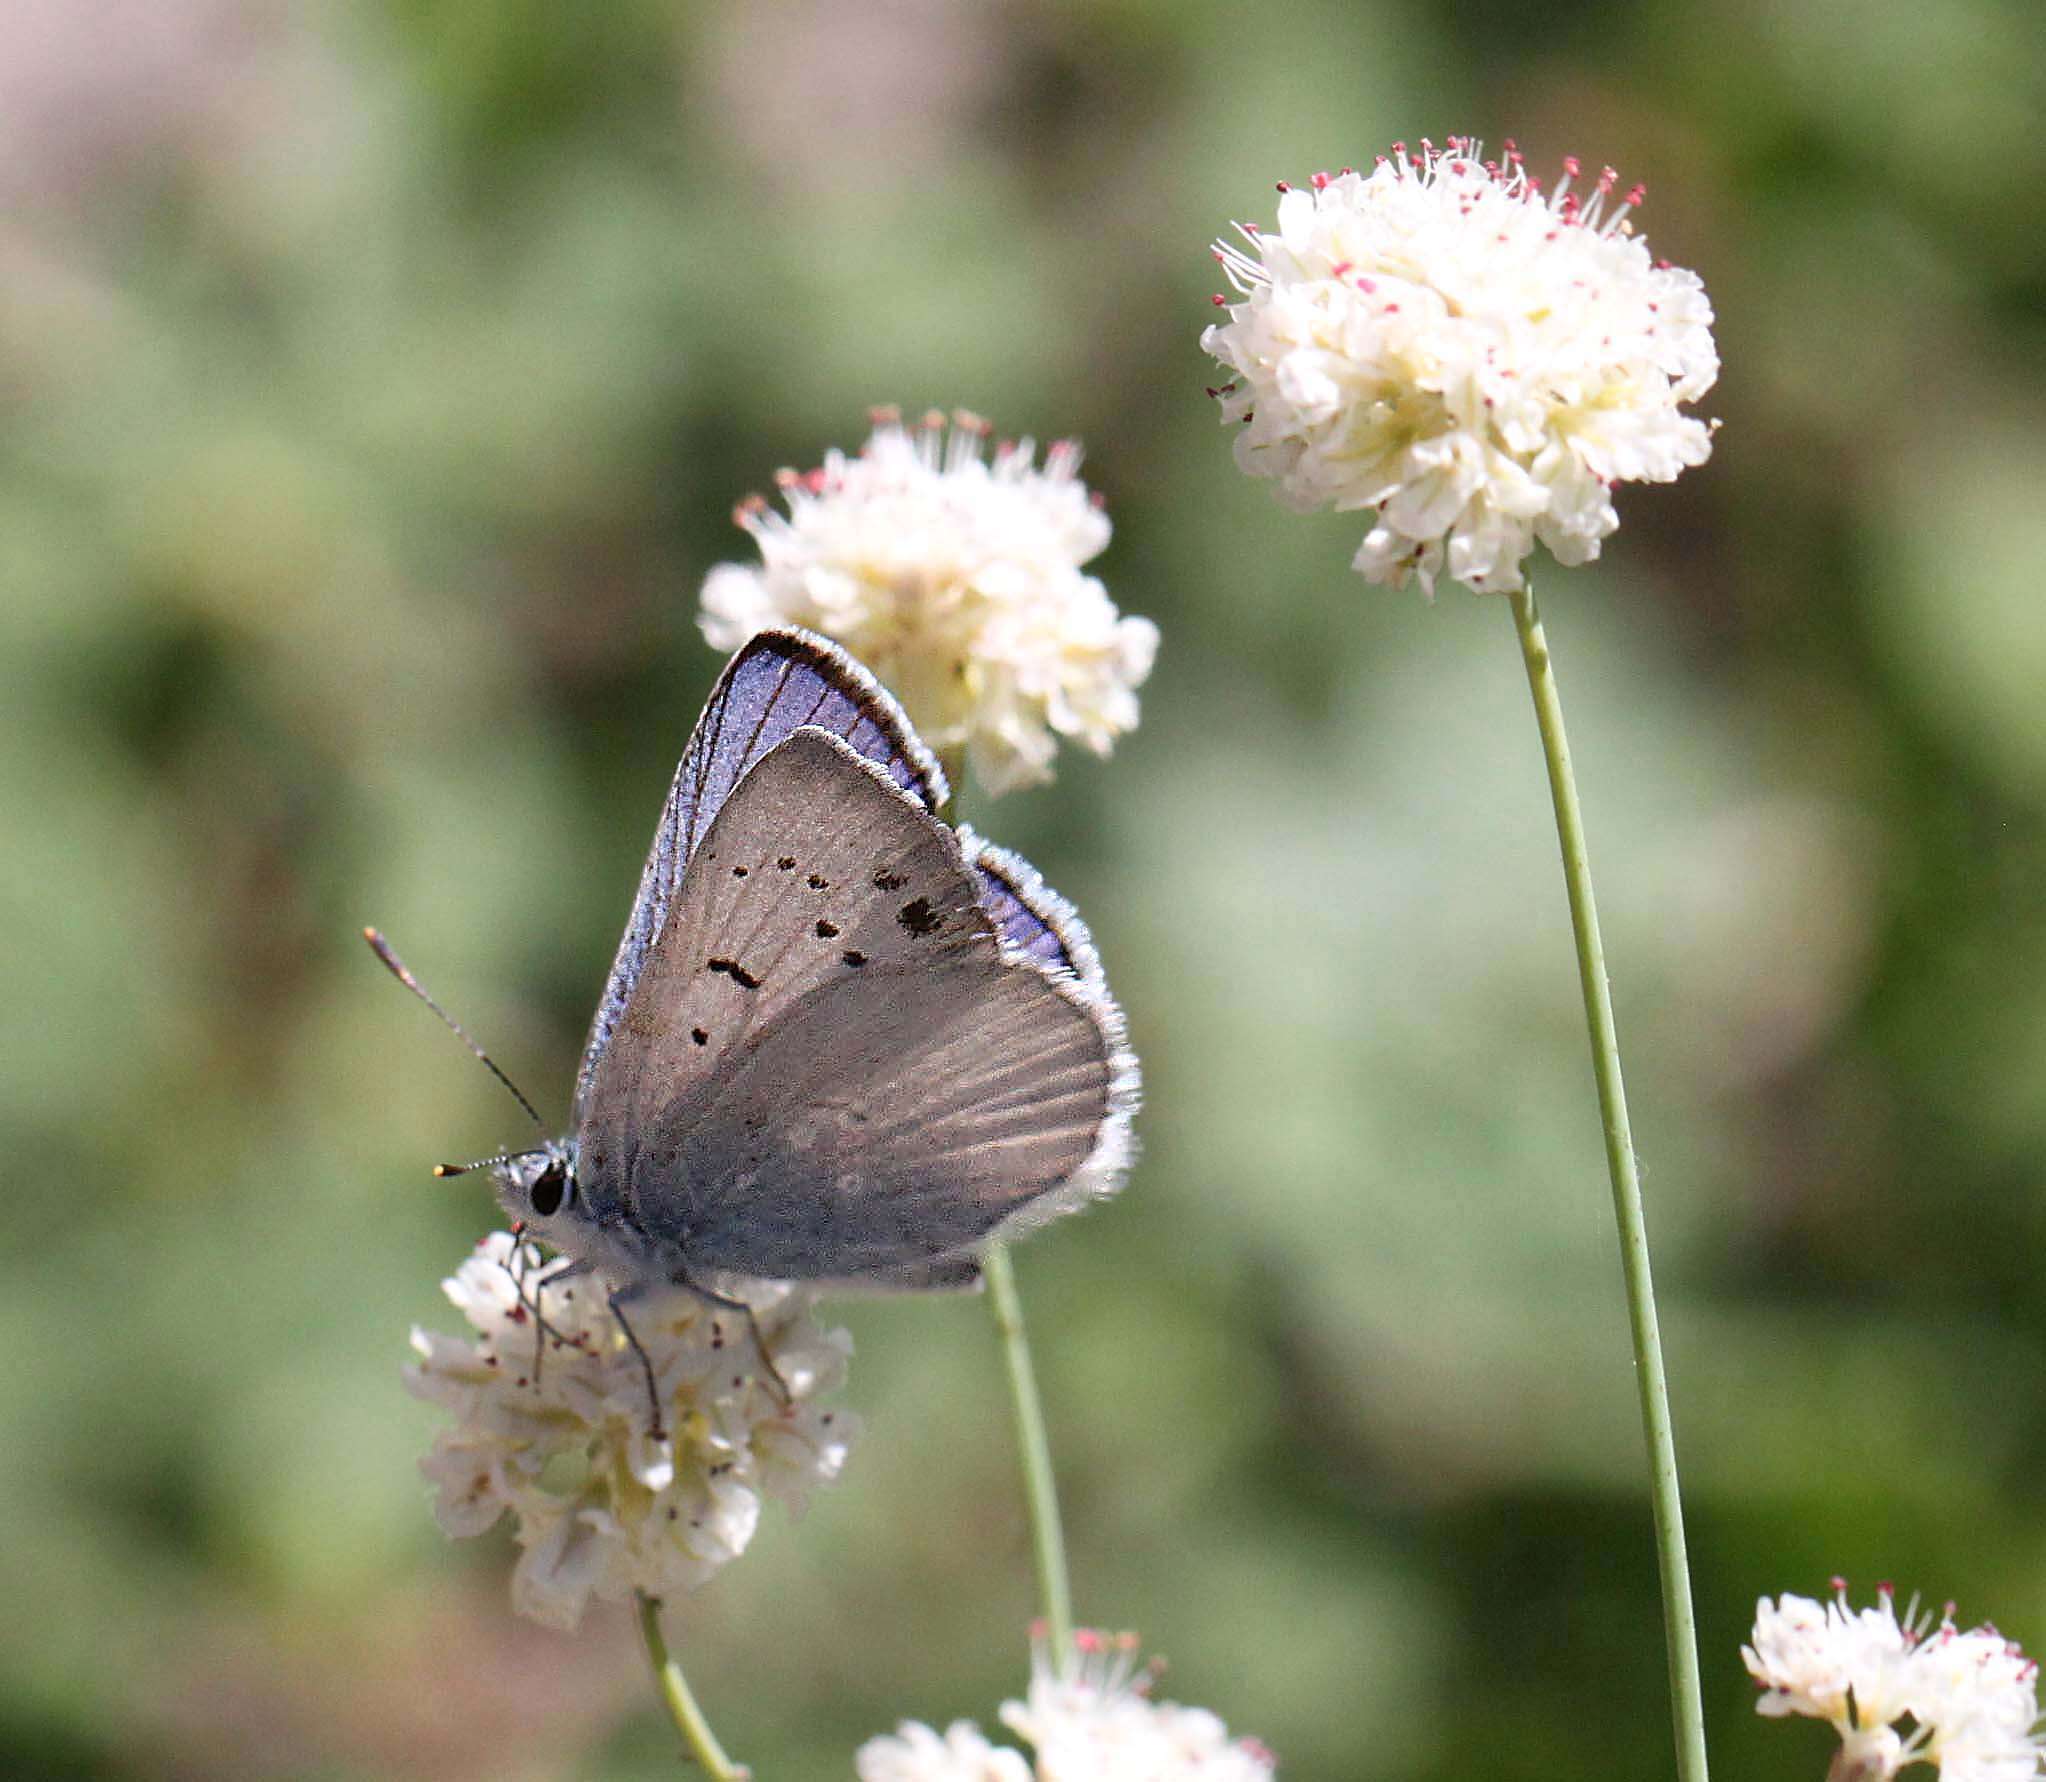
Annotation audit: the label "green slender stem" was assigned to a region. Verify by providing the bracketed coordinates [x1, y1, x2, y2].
[933, 745, 1075, 1667]
[983, 1242, 1075, 1664]
[637, 1592, 748, 1780]
[1507, 584, 1709, 1782]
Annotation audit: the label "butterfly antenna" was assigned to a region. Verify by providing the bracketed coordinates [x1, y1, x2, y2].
[362, 927, 548, 1134]
[433, 1147, 547, 1179]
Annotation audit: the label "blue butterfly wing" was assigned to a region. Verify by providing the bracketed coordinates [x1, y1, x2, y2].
[575, 628, 947, 1119]
[955, 824, 1140, 1213]
[955, 825, 1104, 989]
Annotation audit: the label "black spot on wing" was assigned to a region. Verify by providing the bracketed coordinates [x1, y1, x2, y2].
[807, 874, 830, 889]
[842, 950, 868, 968]
[706, 957, 762, 990]
[815, 919, 840, 938]
[777, 856, 796, 871]
[872, 868, 907, 891]
[897, 896, 942, 936]
[691, 1027, 709, 1046]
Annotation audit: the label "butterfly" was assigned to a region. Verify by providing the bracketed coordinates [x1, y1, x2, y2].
[375, 628, 1136, 1423]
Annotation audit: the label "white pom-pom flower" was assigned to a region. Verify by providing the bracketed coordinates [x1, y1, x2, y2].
[856, 1628, 1277, 1781]
[405, 1231, 858, 1630]
[700, 408, 1159, 796]
[1202, 136, 1718, 597]
[1744, 1582, 2044, 1781]
[855, 1719, 1032, 1782]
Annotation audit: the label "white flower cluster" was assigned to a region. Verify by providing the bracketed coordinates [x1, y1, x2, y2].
[699, 407, 1159, 796]
[1745, 1583, 2044, 1782]
[1203, 136, 1718, 597]
[405, 1231, 858, 1631]
[856, 1628, 1277, 1781]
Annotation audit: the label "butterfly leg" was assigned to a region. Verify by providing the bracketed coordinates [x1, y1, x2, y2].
[672, 1272, 793, 1408]
[604, 1285, 669, 1443]
[499, 1248, 593, 1390]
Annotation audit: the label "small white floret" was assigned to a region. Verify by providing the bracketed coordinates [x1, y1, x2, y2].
[1745, 1582, 2045, 1781]
[856, 1627, 1276, 1780]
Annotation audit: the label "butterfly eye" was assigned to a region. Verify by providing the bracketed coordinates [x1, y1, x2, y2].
[529, 1163, 569, 1218]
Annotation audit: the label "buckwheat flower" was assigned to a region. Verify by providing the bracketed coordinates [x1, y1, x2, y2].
[1745, 1583, 2044, 1782]
[699, 407, 1159, 796]
[855, 1721, 1032, 1782]
[856, 1628, 1277, 1781]
[1909, 1622, 2044, 1782]
[1203, 136, 1718, 597]
[1747, 1582, 1921, 1730]
[405, 1231, 857, 1631]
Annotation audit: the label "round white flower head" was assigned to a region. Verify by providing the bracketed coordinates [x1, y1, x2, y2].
[1202, 136, 1718, 597]
[1001, 1627, 1277, 1780]
[405, 1231, 858, 1631]
[854, 1720, 1032, 1782]
[699, 407, 1160, 796]
[857, 1628, 1277, 1782]
[1744, 1582, 2044, 1782]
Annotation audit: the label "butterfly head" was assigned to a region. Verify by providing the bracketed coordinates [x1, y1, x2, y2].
[492, 1139, 587, 1246]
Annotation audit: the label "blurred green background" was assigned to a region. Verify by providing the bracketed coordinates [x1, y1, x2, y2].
[5, 1, 2044, 1776]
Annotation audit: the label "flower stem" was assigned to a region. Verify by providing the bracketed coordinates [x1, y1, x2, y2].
[934, 748, 1078, 1667]
[983, 1241, 1075, 1664]
[637, 1592, 748, 1780]
[1507, 584, 1709, 1782]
